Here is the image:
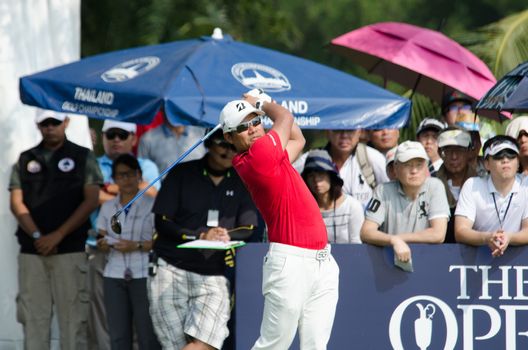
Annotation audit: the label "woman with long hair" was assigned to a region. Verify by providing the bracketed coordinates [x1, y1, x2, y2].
[302, 149, 364, 243]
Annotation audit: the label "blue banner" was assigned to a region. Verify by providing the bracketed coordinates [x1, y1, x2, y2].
[236, 244, 528, 349]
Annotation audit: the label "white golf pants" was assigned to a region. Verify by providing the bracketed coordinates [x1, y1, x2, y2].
[252, 243, 340, 350]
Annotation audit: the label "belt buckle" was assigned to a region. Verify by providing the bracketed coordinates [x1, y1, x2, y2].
[316, 248, 329, 261]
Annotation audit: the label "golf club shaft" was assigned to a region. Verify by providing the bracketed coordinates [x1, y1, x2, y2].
[114, 123, 222, 218]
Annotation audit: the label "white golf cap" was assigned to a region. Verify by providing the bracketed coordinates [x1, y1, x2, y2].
[102, 120, 137, 133]
[385, 146, 398, 166]
[483, 136, 519, 158]
[220, 100, 264, 133]
[35, 110, 67, 123]
[416, 118, 446, 137]
[506, 116, 528, 139]
[438, 129, 471, 148]
[395, 141, 428, 163]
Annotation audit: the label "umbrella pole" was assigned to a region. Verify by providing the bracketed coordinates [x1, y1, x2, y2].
[409, 74, 423, 100]
[368, 58, 384, 75]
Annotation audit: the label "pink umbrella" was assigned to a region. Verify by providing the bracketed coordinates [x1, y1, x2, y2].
[330, 22, 497, 108]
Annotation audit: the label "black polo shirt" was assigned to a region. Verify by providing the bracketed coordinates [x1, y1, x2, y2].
[152, 156, 258, 275]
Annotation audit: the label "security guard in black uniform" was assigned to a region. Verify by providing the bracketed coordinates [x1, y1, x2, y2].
[9, 110, 103, 350]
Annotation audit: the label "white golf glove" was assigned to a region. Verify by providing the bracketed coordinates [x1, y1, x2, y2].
[246, 88, 272, 103]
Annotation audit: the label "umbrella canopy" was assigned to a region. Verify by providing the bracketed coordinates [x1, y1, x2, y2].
[476, 61, 528, 119]
[330, 22, 496, 107]
[20, 31, 410, 130]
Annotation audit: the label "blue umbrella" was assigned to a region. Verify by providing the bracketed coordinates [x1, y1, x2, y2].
[476, 61, 528, 120]
[20, 30, 411, 129]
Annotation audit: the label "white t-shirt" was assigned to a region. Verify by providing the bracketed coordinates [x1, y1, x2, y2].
[321, 194, 364, 243]
[447, 179, 461, 201]
[432, 158, 443, 172]
[294, 145, 389, 207]
[455, 175, 528, 233]
[339, 146, 389, 206]
[97, 195, 155, 279]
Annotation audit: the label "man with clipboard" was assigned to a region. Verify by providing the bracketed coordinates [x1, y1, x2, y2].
[148, 129, 258, 350]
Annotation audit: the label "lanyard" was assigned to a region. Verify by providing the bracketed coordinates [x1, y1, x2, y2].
[114, 201, 138, 276]
[491, 192, 514, 230]
[332, 198, 337, 243]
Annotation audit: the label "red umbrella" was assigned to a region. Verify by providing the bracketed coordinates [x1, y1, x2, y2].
[330, 22, 497, 107]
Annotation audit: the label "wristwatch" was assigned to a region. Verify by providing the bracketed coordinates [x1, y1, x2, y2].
[32, 231, 41, 239]
[255, 99, 266, 112]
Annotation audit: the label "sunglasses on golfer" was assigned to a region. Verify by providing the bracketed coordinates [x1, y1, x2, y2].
[235, 116, 262, 134]
[38, 118, 63, 127]
[105, 129, 131, 141]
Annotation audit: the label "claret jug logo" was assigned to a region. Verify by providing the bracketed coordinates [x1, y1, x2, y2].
[389, 295, 458, 350]
[388, 265, 528, 349]
[231, 63, 291, 92]
[101, 56, 160, 83]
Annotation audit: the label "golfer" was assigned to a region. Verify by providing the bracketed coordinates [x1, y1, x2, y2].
[221, 93, 339, 350]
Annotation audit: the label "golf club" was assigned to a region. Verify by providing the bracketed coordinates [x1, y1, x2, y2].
[110, 123, 222, 234]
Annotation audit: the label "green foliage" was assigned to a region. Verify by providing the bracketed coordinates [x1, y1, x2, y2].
[452, 9, 528, 136]
[137, 0, 230, 44]
[400, 93, 441, 142]
[454, 9, 528, 79]
[81, 0, 301, 55]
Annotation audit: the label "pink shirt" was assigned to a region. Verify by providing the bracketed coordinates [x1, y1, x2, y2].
[232, 131, 327, 249]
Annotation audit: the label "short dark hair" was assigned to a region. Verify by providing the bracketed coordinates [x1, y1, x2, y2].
[111, 153, 141, 178]
[442, 91, 473, 113]
[203, 129, 224, 148]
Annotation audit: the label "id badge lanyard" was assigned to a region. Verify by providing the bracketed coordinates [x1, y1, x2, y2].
[491, 192, 513, 230]
[115, 200, 137, 281]
[207, 186, 222, 228]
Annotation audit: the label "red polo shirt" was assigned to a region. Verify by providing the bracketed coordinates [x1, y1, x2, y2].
[232, 130, 327, 249]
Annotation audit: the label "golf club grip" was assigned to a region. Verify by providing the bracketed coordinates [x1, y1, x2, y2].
[118, 123, 222, 214]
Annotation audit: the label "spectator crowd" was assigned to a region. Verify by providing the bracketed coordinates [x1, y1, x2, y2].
[8, 90, 528, 349]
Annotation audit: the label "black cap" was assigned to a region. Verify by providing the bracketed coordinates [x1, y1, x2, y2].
[442, 91, 473, 112]
[416, 118, 446, 137]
